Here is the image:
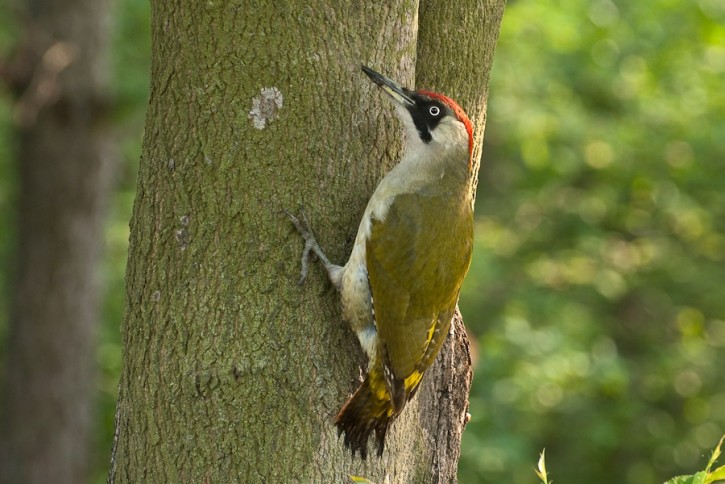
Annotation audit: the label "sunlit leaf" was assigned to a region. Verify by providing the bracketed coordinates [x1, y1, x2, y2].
[349, 476, 376, 484]
[534, 449, 551, 484]
[664, 472, 707, 484]
[707, 466, 725, 483]
[706, 435, 725, 474]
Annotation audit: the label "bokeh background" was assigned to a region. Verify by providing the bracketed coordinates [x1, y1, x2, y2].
[1, 0, 723, 482]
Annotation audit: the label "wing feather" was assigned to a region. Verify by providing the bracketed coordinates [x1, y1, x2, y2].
[366, 190, 473, 382]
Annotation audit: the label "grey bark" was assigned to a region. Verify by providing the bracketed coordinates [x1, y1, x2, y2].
[110, 1, 504, 482]
[0, 1, 114, 483]
[414, 1, 506, 474]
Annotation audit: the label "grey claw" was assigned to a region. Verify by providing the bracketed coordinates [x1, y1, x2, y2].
[285, 208, 334, 285]
[298, 242, 313, 285]
[285, 208, 317, 285]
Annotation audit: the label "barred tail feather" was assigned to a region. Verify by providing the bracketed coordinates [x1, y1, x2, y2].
[335, 375, 394, 459]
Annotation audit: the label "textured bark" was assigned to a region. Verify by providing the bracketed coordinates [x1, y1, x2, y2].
[418, 0, 506, 200]
[0, 0, 114, 483]
[110, 1, 503, 482]
[414, 1, 506, 477]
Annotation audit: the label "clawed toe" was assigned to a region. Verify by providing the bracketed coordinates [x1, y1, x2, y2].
[285, 208, 325, 284]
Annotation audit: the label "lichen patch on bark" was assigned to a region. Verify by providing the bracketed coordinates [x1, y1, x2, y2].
[248, 87, 283, 130]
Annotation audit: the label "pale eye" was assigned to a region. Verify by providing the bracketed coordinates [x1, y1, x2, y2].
[429, 106, 440, 116]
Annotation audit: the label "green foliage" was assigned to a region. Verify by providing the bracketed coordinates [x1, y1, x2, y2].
[658, 434, 723, 483]
[534, 435, 725, 484]
[0, 0, 20, 356]
[666, 474, 708, 484]
[459, 0, 725, 483]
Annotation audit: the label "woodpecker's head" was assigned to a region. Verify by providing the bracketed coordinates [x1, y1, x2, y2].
[362, 65, 474, 169]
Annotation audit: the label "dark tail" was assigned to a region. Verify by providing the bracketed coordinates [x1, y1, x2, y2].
[335, 373, 394, 459]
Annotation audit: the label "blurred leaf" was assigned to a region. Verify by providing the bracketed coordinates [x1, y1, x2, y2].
[459, 0, 725, 482]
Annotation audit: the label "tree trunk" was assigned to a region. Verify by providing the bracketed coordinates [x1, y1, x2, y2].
[413, 1, 505, 474]
[0, 1, 114, 483]
[110, 1, 503, 482]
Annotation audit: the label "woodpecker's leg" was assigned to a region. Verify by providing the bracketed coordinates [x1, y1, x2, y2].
[285, 209, 343, 287]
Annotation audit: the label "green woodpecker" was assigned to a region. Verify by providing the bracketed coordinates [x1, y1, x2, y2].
[288, 65, 474, 458]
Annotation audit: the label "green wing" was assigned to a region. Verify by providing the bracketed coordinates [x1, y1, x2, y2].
[366, 191, 473, 383]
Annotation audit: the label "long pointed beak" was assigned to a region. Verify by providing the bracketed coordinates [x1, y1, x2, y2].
[361, 65, 415, 107]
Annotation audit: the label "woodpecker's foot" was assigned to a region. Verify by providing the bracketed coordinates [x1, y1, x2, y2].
[284, 209, 333, 285]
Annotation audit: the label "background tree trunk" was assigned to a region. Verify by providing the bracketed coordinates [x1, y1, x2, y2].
[0, 0, 114, 483]
[110, 1, 503, 482]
